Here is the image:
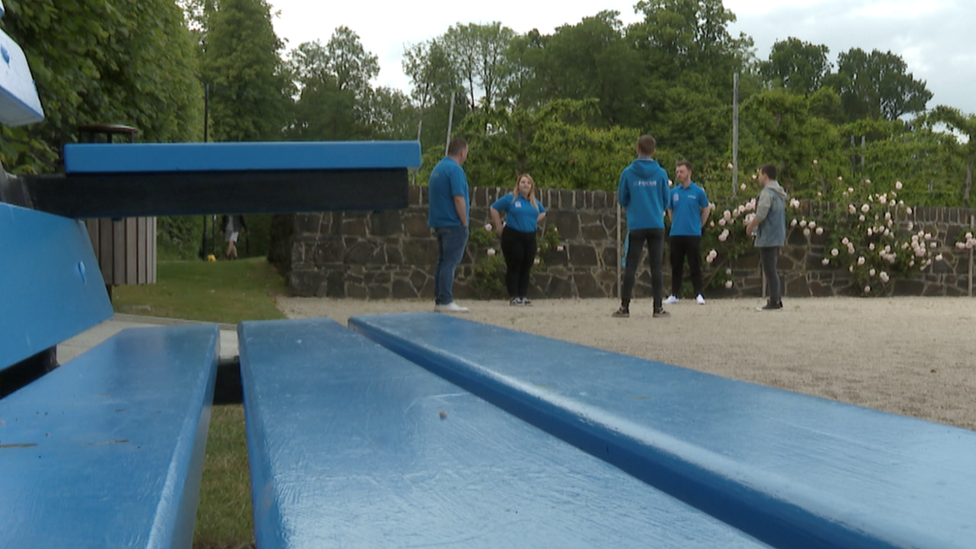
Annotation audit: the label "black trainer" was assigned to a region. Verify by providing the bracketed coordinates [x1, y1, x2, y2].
[510, 297, 521, 306]
[653, 308, 670, 318]
[521, 297, 532, 306]
[758, 300, 783, 311]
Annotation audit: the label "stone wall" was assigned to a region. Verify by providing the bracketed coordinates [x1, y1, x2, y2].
[288, 185, 976, 299]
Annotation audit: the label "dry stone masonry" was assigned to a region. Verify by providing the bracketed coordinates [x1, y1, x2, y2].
[288, 185, 976, 300]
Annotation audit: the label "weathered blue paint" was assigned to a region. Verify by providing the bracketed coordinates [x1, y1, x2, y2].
[0, 24, 45, 127]
[349, 313, 976, 549]
[0, 324, 220, 548]
[0, 202, 112, 371]
[238, 317, 773, 549]
[63, 141, 422, 174]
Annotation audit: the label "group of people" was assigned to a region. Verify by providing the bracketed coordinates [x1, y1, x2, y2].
[428, 135, 787, 315]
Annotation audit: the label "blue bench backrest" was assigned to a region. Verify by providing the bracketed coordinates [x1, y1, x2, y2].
[0, 5, 45, 127]
[0, 202, 112, 371]
[349, 313, 976, 549]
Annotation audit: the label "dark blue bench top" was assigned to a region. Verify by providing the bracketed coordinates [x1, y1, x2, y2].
[238, 317, 773, 549]
[0, 324, 220, 548]
[348, 313, 976, 549]
[63, 141, 422, 174]
[0, 202, 112, 370]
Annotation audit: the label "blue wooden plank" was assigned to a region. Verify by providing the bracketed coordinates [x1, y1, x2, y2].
[63, 141, 422, 174]
[349, 313, 976, 549]
[238, 318, 772, 549]
[0, 28, 45, 127]
[0, 324, 220, 548]
[0, 203, 112, 370]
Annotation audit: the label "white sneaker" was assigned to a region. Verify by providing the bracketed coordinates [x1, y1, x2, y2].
[435, 302, 469, 313]
[696, 294, 706, 305]
[664, 295, 679, 304]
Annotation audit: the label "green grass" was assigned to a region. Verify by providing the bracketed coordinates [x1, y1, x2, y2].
[114, 258, 284, 548]
[112, 258, 287, 324]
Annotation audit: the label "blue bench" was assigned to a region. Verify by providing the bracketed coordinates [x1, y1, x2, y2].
[16, 140, 421, 219]
[348, 313, 976, 549]
[0, 203, 221, 547]
[0, 16, 421, 546]
[237, 317, 773, 548]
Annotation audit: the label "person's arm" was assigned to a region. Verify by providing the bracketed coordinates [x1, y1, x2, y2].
[700, 204, 712, 228]
[537, 211, 546, 224]
[490, 206, 503, 236]
[454, 195, 468, 227]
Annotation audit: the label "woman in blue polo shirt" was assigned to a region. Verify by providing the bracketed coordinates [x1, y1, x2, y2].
[490, 174, 547, 305]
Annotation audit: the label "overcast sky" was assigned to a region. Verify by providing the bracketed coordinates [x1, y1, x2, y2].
[268, 0, 975, 115]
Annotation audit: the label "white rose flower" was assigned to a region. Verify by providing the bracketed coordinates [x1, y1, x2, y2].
[831, 248, 839, 257]
[815, 227, 824, 235]
[487, 248, 496, 256]
[725, 280, 733, 288]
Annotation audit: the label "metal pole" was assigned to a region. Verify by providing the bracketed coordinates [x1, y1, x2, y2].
[617, 202, 622, 300]
[970, 216, 974, 297]
[445, 91, 456, 156]
[732, 73, 739, 197]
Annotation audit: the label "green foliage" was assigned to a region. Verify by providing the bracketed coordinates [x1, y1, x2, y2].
[826, 48, 932, 122]
[453, 100, 637, 190]
[1, 0, 202, 172]
[814, 182, 937, 295]
[759, 38, 832, 95]
[200, 0, 290, 142]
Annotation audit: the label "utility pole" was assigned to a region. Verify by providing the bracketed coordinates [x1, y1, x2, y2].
[445, 91, 456, 156]
[732, 73, 739, 197]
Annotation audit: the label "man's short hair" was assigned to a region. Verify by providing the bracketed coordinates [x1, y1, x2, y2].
[447, 137, 468, 156]
[760, 164, 777, 180]
[637, 135, 656, 156]
[676, 161, 693, 172]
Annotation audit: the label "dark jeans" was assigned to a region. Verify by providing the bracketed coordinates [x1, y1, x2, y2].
[622, 228, 665, 310]
[760, 246, 782, 305]
[669, 235, 703, 297]
[434, 225, 468, 305]
[501, 226, 536, 298]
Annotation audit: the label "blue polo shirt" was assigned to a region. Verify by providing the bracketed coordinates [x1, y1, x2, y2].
[428, 157, 469, 228]
[491, 193, 546, 232]
[668, 182, 709, 237]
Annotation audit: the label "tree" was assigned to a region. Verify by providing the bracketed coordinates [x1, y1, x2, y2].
[827, 48, 932, 122]
[403, 38, 468, 152]
[287, 29, 381, 141]
[1, 0, 202, 172]
[627, 0, 753, 167]
[925, 106, 976, 205]
[200, 0, 290, 142]
[760, 38, 831, 95]
[441, 22, 516, 110]
[513, 11, 643, 127]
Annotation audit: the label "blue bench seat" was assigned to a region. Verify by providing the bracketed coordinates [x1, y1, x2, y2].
[238, 318, 773, 549]
[0, 324, 220, 548]
[348, 313, 976, 549]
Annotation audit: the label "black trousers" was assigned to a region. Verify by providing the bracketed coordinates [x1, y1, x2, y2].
[760, 246, 783, 305]
[669, 235, 703, 297]
[501, 226, 537, 298]
[621, 228, 665, 310]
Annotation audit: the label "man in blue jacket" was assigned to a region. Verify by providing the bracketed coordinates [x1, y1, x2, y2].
[428, 137, 470, 313]
[613, 135, 671, 318]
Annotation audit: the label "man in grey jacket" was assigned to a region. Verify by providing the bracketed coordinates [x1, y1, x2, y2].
[745, 164, 788, 310]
